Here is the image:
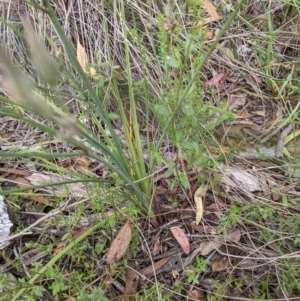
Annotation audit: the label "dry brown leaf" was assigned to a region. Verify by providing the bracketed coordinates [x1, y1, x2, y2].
[216, 123, 243, 139]
[155, 187, 177, 195]
[193, 225, 217, 234]
[209, 146, 232, 154]
[274, 289, 300, 301]
[226, 229, 241, 243]
[191, 0, 221, 26]
[73, 227, 90, 239]
[217, 122, 261, 140]
[73, 157, 90, 167]
[204, 16, 222, 23]
[249, 71, 262, 84]
[88, 66, 98, 78]
[104, 274, 113, 285]
[194, 185, 207, 225]
[185, 288, 204, 300]
[206, 31, 214, 39]
[253, 111, 265, 117]
[262, 107, 282, 137]
[140, 256, 171, 276]
[54, 241, 66, 255]
[204, 202, 228, 212]
[170, 227, 190, 254]
[0, 168, 31, 177]
[212, 257, 231, 272]
[226, 93, 247, 110]
[77, 41, 88, 72]
[26, 194, 50, 204]
[171, 270, 179, 278]
[205, 201, 229, 219]
[202, 0, 222, 22]
[106, 220, 132, 264]
[15, 176, 30, 187]
[123, 262, 139, 301]
[199, 230, 241, 256]
[203, 73, 226, 87]
[199, 240, 222, 256]
[75, 165, 98, 178]
[152, 236, 161, 256]
[15, 176, 49, 204]
[76, 41, 98, 78]
[233, 113, 250, 119]
[236, 259, 259, 270]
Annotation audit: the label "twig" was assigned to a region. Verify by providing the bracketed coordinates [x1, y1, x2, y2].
[275, 124, 293, 158]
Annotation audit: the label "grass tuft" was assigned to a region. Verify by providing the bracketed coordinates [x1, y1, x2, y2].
[1, 0, 300, 300]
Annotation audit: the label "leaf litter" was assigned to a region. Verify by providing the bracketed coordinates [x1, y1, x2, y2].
[106, 219, 132, 264]
[2, 0, 300, 299]
[170, 226, 190, 254]
[194, 184, 207, 225]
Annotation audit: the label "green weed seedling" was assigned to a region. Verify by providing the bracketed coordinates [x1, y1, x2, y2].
[187, 257, 210, 285]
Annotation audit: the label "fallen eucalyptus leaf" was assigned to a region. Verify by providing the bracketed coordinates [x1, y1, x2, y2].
[194, 184, 207, 225]
[106, 220, 131, 264]
[170, 226, 190, 254]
